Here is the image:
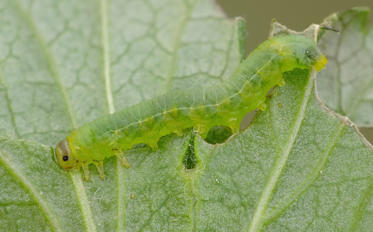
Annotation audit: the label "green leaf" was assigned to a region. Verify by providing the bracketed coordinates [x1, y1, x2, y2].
[0, 139, 86, 231]
[0, 0, 241, 145]
[193, 69, 373, 231]
[0, 1, 372, 232]
[317, 7, 373, 127]
[1, 70, 372, 231]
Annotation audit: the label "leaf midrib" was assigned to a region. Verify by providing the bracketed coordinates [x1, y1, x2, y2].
[97, 0, 128, 231]
[264, 122, 346, 223]
[248, 71, 315, 232]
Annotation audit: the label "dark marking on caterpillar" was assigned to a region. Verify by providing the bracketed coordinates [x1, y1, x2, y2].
[54, 33, 328, 180]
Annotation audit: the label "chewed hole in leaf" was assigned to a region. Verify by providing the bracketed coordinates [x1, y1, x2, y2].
[183, 132, 197, 169]
[359, 127, 373, 145]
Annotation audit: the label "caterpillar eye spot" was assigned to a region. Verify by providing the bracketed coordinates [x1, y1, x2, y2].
[63, 155, 69, 161]
[305, 49, 315, 59]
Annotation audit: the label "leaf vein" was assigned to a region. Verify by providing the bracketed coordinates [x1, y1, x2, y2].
[0, 150, 61, 232]
[248, 71, 315, 232]
[0, 71, 20, 138]
[13, 0, 77, 128]
[264, 122, 346, 223]
[162, 0, 198, 93]
[348, 177, 373, 231]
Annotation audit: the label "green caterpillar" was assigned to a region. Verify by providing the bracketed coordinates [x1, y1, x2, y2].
[54, 33, 327, 180]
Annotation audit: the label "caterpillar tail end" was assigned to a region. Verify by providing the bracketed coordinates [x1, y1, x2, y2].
[314, 55, 328, 71]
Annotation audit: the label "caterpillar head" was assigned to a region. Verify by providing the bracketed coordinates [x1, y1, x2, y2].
[302, 44, 328, 71]
[285, 35, 328, 71]
[274, 35, 328, 72]
[54, 139, 78, 170]
[269, 22, 328, 72]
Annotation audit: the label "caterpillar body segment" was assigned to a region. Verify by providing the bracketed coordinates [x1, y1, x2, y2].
[54, 34, 328, 180]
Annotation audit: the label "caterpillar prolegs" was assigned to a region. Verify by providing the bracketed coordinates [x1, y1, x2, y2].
[54, 32, 327, 180]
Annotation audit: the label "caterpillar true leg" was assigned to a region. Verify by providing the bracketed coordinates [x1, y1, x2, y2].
[94, 161, 105, 180]
[119, 152, 130, 168]
[82, 163, 90, 181]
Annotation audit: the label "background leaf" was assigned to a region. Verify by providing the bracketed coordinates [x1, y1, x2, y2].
[317, 7, 373, 127]
[0, 0, 241, 145]
[193, 69, 373, 231]
[0, 0, 240, 231]
[0, 1, 372, 231]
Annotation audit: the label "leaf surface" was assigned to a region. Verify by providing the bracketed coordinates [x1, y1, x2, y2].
[0, 0, 241, 144]
[0, 1, 372, 232]
[318, 7, 373, 127]
[193, 69, 373, 231]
